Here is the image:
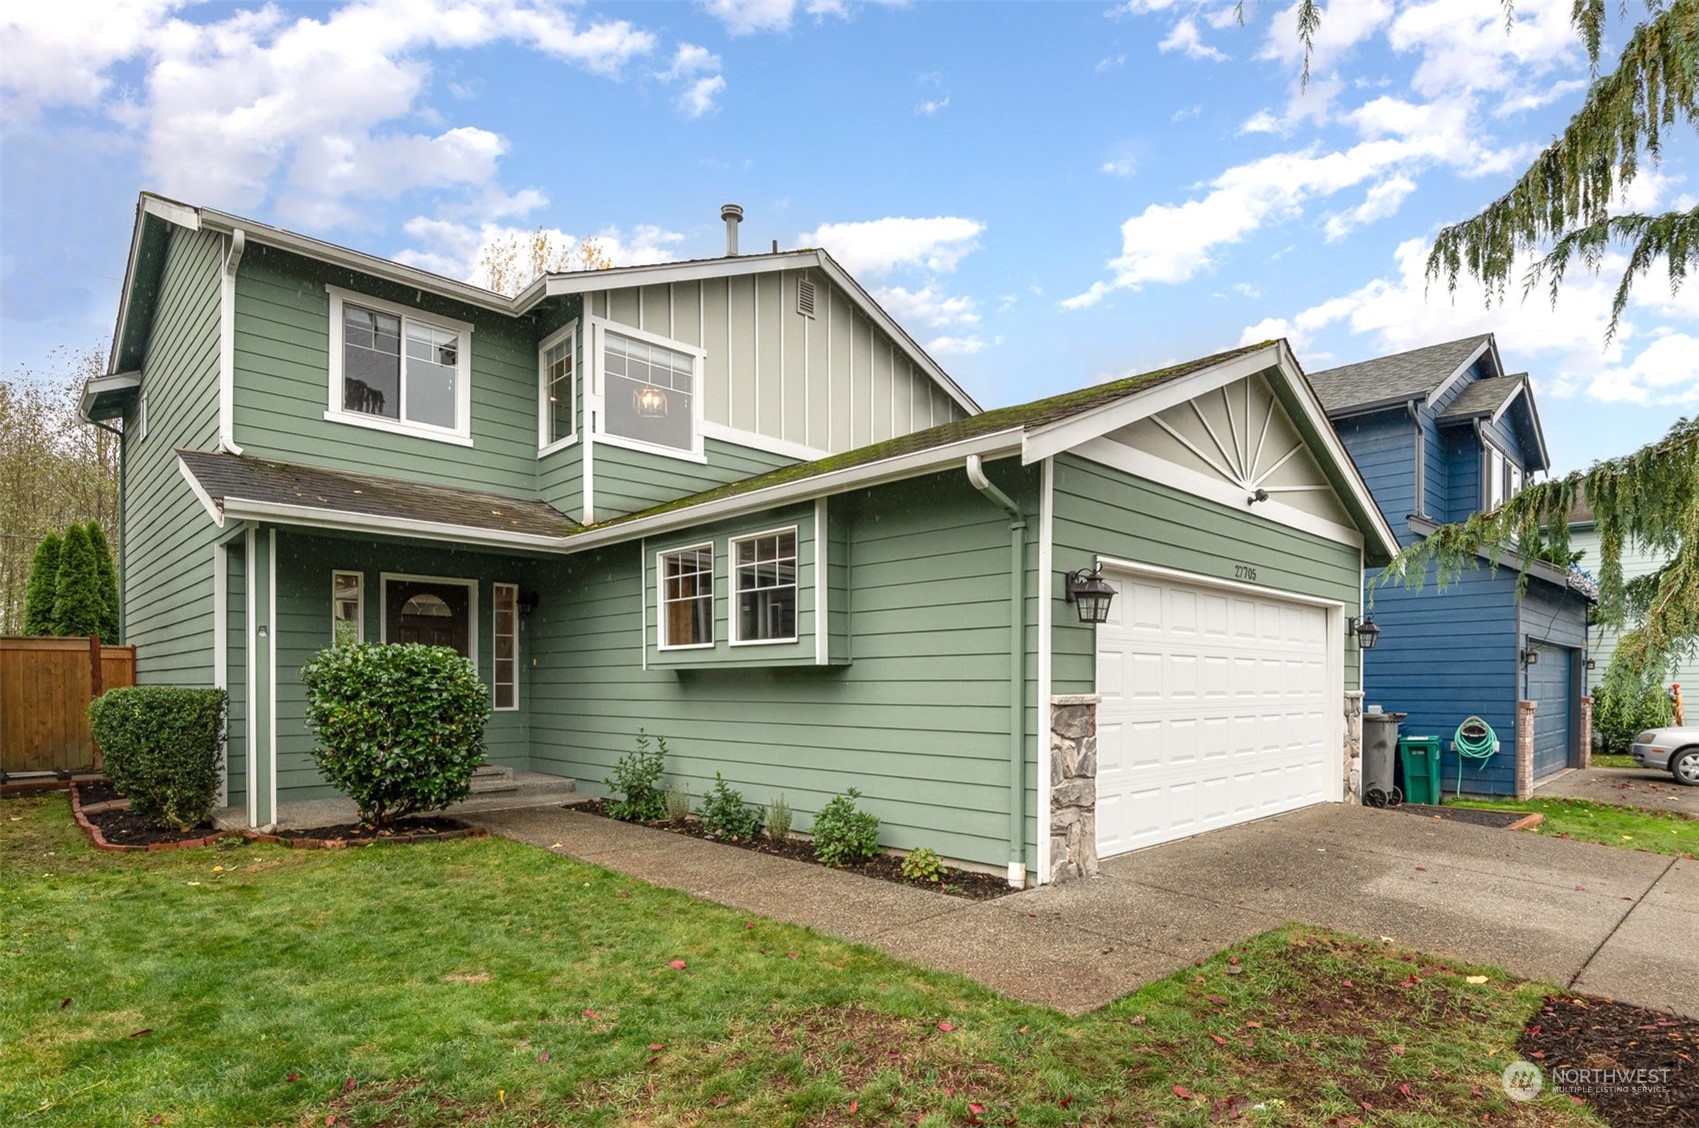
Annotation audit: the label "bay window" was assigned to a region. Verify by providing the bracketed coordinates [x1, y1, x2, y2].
[659, 544, 714, 648]
[730, 528, 798, 644]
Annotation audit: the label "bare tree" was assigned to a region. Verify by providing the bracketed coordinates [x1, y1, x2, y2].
[476, 229, 612, 298]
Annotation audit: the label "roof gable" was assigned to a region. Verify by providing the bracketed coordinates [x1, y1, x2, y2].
[1306, 335, 1493, 415]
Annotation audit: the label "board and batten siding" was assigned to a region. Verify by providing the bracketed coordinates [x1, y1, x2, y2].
[124, 227, 223, 686]
[1572, 526, 1699, 696]
[264, 532, 531, 803]
[583, 270, 966, 455]
[526, 462, 1042, 871]
[1049, 451, 1365, 699]
[230, 245, 540, 495]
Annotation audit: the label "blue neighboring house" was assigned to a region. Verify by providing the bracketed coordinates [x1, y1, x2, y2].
[1307, 335, 1594, 797]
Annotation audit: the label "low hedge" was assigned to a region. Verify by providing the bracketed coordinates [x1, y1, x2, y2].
[88, 687, 227, 831]
[300, 643, 490, 827]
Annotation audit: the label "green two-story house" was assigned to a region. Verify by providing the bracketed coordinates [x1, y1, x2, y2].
[83, 192, 1398, 885]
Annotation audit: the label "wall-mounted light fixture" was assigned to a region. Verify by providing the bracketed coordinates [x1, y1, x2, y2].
[1521, 647, 1541, 666]
[1347, 615, 1381, 650]
[1246, 487, 1270, 505]
[518, 592, 540, 616]
[1064, 568, 1116, 624]
[1585, 657, 1596, 671]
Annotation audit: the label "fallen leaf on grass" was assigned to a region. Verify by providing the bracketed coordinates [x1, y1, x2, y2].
[582, 1009, 597, 1018]
[129, 1029, 152, 1038]
[343, 1078, 357, 1091]
[648, 1043, 664, 1051]
[1390, 1045, 1405, 1055]
[1396, 1083, 1414, 1098]
[1173, 1085, 1196, 1099]
[1208, 1033, 1228, 1046]
[1465, 975, 1488, 984]
[848, 1100, 858, 1113]
[1058, 1093, 1073, 1108]
[785, 952, 798, 959]
[60, 998, 70, 1009]
[538, 1051, 551, 1062]
[1244, 1020, 1262, 1028]
[1341, 979, 1354, 988]
[668, 960, 687, 970]
[968, 1102, 985, 1114]
[937, 1021, 955, 1032]
[287, 1071, 299, 1082]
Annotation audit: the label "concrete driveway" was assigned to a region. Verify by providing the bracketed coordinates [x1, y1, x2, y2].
[471, 803, 1696, 1017]
[1535, 765, 1699, 815]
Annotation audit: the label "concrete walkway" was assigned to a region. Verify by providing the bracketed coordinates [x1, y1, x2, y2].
[214, 771, 578, 830]
[467, 803, 1697, 1017]
[1535, 765, 1699, 816]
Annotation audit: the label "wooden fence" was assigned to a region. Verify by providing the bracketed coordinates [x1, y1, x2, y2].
[0, 637, 136, 777]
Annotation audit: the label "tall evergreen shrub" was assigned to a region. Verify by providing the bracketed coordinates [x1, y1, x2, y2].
[21, 532, 62, 636]
[87, 521, 120, 644]
[51, 523, 105, 638]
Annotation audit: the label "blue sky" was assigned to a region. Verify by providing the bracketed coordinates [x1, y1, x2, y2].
[3, 0, 1693, 472]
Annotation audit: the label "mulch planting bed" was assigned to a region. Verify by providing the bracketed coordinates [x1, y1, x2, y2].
[1396, 803, 1542, 830]
[252, 816, 485, 849]
[73, 779, 121, 806]
[574, 799, 1015, 899]
[1519, 993, 1699, 1128]
[70, 781, 233, 851]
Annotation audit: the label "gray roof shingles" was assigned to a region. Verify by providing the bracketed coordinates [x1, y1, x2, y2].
[1305, 335, 1490, 414]
[1436, 374, 1526, 421]
[177, 450, 581, 538]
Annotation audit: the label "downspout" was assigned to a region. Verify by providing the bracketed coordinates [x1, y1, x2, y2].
[966, 455, 1027, 888]
[1405, 399, 1423, 518]
[91, 417, 125, 643]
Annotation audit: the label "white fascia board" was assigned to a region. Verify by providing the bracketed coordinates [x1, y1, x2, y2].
[177, 456, 226, 527]
[1425, 336, 1495, 407]
[219, 498, 575, 554]
[1020, 346, 1283, 464]
[533, 251, 822, 301]
[79, 371, 141, 421]
[700, 420, 829, 462]
[196, 207, 516, 316]
[141, 193, 201, 231]
[566, 429, 1023, 553]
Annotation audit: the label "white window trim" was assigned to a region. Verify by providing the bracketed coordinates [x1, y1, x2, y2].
[656, 541, 716, 651]
[588, 316, 707, 464]
[492, 581, 520, 711]
[331, 569, 363, 645]
[728, 525, 801, 647]
[378, 573, 480, 668]
[325, 284, 475, 447]
[537, 320, 579, 457]
[1484, 441, 1509, 511]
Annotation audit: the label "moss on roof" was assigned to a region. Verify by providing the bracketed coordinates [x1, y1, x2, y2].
[586, 342, 1275, 530]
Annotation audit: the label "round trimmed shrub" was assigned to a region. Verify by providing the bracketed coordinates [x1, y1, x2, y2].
[89, 686, 226, 830]
[300, 643, 491, 827]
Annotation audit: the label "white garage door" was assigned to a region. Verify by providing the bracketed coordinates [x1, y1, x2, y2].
[1096, 567, 1336, 858]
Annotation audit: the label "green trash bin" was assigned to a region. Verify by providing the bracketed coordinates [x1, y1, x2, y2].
[1398, 736, 1443, 805]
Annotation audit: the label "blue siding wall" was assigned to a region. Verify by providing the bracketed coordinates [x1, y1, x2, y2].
[1364, 566, 1521, 795]
[1518, 577, 1589, 773]
[1442, 426, 1481, 524]
[1332, 410, 1416, 540]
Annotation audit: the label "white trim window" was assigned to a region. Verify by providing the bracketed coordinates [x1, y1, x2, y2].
[493, 583, 519, 710]
[538, 321, 577, 454]
[592, 318, 705, 460]
[326, 286, 474, 446]
[1486, 445, 1507, 510]
[332, 570, 363, 646]
[659, 543, 714, 649]
[730, 527, 798, 645]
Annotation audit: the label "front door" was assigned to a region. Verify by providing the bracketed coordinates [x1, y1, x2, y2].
[385, 581, 471, 657]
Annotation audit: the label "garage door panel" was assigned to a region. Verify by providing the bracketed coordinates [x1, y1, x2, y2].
[1096, 570, 1335, 858]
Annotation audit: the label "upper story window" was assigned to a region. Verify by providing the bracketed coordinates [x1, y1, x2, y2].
[326, 286, 473, 446]
[1484, 444, 1523, 511]
[538, 322, 577, 455]
[592, 319, 704, 460]
[659, 543, 714, 649]
[730, 528, 798, 645]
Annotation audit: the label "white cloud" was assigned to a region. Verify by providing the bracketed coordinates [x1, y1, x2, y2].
[1100, 157, 1137, 176]
[1322, 174, 1416, 242]
[915, 95, 950, 116]
[1233, 282, 1261, 299]
[1587, 333, 1699, 407]
[659, 43, 720, 80]
[1159, 18, 1227, 62]
[397, 215, 685, 285]
[699, 0, 798, 35]
[656, 43, 726, 118]
[873, 284, 979, 328]
[1096, 54, 1127, 72]
[801, 216, 985, 276]
[1257, 0, 1393, 71]
[0, 0, 182, 115]
[926, 335, 985, 356]
[678, 75, 727, 118]
[1170, 104, 1203, 122]
[1389, 0, 1580, 98]
[1107, 0, 1177, 16]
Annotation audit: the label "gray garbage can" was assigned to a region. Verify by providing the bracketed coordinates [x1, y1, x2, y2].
[1361, 708, 1407, 807]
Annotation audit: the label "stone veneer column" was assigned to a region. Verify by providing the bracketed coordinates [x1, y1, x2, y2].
[1049, 694, 1099, 884]
[1516, 699, 1536, 800]
[1343, 691, 1364, 805]
[1578, 696, 1594, 769]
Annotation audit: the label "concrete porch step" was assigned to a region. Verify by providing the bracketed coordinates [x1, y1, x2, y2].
[469, 764, 517, 793]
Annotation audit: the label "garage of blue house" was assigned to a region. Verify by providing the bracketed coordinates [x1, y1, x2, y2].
[1307, 334, 1595, 798]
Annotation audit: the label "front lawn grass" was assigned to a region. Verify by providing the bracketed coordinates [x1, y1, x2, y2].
[1448, 795, 1699, 856]
[1592, 752, 1640, 769]
[2, 794, 1598, 1127]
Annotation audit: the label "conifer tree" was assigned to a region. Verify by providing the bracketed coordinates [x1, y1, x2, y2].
[87, 521, 120, 644]
[51, 522, 104, 639]
[21, 532, 62, 636]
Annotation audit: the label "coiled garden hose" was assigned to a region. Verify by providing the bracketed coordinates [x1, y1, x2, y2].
[1453, 716, 1499, 796]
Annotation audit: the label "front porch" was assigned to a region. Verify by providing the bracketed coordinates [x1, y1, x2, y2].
[214, 769, 580, 831]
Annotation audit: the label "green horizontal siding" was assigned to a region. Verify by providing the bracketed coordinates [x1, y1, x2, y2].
[528, 462, 1042, 870]
[231, 246, 539, 495]
[590, 436, 794, 520]
[126, 227, 223, 687]
[225, 541, 247, 810]
[1051, 452, 1363, 696]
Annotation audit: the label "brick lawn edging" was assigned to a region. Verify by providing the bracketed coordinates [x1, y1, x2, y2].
[1505, 812, 1546, 833]
[244, 825, 489, 849]
[69, 781, 239, 853]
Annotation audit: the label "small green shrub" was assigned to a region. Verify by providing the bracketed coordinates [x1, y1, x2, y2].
[664, 784, 691, 823]
[701, 773, 761, 838]
[21, 532, 61, 636]
[900, 846, 944, 883]
[1595, 670, 1675, 754]
[811, 788, 880, 867]
[51, 522, 104, 638]
[604, 729, 669, 821]
[300, 643, 490, 827]
[89, 686, 226, 830]
[765, 794, 793, 840]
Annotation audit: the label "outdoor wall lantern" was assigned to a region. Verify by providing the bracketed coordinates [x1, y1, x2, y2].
[518, 592, 540, 616]
[1521, 647, 1541, 666]
[1585, 656, 1597, 671]
[1064, 568, 1116, 624]
[1347, 615, 1381, 650]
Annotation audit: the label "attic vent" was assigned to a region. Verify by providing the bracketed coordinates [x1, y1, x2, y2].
[796, 277, 817, 319]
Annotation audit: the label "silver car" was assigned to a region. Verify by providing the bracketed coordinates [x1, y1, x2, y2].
[1632, 726, 1699, 786]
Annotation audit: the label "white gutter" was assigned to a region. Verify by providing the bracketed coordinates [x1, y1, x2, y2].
[219, 498, 576, 554]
